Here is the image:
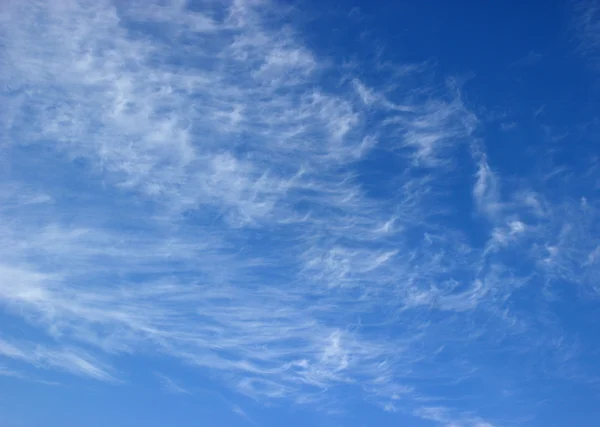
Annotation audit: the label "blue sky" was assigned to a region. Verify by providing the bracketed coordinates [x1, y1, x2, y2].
[1, 0, 600, 426]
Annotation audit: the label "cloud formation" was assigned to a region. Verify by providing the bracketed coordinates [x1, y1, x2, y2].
[573, 0, 600, 63]
[1, 1, 599, 426]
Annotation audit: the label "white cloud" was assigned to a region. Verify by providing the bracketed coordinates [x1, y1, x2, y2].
[0, 336, 115, 382]
[586, 245, 600, 264]
[0, 1, 599, 426]
[155, 372, 191, 395]
[414, 406, 498, 427]
[472, 146, 501, 219]
[572, 0, 600, 64]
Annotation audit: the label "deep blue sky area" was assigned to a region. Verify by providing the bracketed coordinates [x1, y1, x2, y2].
[1, 1, 600, 426]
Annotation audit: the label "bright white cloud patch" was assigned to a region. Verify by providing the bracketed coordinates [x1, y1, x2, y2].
[1, 1, 600, 427]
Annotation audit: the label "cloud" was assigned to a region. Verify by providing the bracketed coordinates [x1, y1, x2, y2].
[499, 122, 517, 131]
[572, 0, 600, 65]
[0, 1, 599, 426]
[472, 145, 501, 219]
[155, 372, 191, 395]
[0, 335, 114, 382]
[414, 406, 498, 427]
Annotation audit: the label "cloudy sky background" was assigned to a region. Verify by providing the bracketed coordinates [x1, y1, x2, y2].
[1, 1, 600, 426]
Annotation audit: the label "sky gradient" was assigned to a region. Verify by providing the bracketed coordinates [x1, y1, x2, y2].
[1, 1, 600, 426]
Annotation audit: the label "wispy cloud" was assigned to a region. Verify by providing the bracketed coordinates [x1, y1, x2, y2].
[0, 1, 599, 426]
[155, 372, 191, 395]
[472, 145, 501, 219]
[572, 0, 600, 65]
[414, 406, 498, 427]
[0, 336, 114, 382]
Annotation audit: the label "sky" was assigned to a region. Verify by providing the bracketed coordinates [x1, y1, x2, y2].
[1, 0, 600, 426]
